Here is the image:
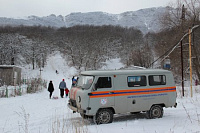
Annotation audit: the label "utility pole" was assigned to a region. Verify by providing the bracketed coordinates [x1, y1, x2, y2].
[189, 27, 193, 97]
[181, 4, 185, 21]
[39, 65, 43, 90]
[39, 67, 42, 78]
[180, 4, 185, 97]
[180, 41, 184, 97]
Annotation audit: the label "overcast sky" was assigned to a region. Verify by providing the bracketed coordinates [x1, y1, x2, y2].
[0, 0, 173, 18]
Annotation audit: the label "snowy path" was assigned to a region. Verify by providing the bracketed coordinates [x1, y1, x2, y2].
[41, 52, 77, 97]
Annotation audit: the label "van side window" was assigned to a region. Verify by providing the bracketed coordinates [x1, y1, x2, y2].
[127, 76, 146, 87]
[149, 75, 166, 86]
[96, 77, 112, 88]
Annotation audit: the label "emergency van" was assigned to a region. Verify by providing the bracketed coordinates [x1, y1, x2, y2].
[68, 69, 177, 124]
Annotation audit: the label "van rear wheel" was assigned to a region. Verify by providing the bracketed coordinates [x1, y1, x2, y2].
[147, 105, 163, 119]
[95, 109, 113, 124]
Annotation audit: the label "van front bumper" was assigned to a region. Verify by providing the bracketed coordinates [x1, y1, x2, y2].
[67, 103, 86, 114]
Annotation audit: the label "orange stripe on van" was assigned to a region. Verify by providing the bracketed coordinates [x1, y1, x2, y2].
[89, 86, 176, 98]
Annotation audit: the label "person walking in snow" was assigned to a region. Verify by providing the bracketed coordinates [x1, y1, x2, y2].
[195, 79, 198, 86]
[48, 81, 54, 99]
[65, 88, 69, 98]
[56, 70, 59, 74]
[72, 76, 78, 87]
[59, 79, 67, 98]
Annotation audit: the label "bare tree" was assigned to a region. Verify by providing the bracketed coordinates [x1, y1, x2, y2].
[156, 0, 200, 82]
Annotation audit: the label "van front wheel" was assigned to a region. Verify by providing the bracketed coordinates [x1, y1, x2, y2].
[147, 105, 163, 119]
[95, 109, 113, 124]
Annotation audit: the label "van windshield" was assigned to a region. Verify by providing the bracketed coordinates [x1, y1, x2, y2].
[76, 75, 94, 90]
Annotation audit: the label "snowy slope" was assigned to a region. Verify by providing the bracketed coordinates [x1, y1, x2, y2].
[1, 53, 200, 133]
[0, 7, 166, 34]
[22, 52, 77, 96]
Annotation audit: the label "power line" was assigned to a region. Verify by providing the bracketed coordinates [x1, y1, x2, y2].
[148, 25, 200, 68]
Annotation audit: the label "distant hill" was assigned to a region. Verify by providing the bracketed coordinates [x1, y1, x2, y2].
[0, 7, 167, 34]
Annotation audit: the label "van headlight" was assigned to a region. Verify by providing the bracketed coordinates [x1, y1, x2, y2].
[77, 96, 81, 103]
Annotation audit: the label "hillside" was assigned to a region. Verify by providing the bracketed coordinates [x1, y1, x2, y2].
[0, 7, 166, 34]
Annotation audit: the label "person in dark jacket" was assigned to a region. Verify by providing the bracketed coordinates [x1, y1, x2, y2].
[59, 79, 67, 98]
[48, 81, 54, 99]
[56, 70, 59, 74]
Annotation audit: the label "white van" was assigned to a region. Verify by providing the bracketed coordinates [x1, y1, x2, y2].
[68, 69, 177, 124]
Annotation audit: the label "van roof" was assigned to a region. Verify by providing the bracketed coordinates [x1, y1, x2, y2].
[81, 69, 171, 76]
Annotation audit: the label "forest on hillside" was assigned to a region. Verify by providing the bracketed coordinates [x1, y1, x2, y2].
[0, 25, 148, 69]
[1, 0, 200, 84]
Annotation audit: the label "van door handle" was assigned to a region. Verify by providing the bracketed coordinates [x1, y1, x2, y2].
[109, 92, 114, 94]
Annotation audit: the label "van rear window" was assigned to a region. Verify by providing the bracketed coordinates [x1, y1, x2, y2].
[149, 75, 166, 86]
[127, 76, 146, 87]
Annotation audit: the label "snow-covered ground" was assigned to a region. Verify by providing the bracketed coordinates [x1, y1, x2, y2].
[1, 53, 200, 133]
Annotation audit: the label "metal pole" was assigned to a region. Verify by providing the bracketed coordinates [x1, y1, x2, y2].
[180, 41, 184, 97]
[189, 28, 193, 97]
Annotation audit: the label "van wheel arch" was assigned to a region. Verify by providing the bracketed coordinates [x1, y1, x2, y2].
[159, 103, 165, 107]
[97, 107, 115, 114]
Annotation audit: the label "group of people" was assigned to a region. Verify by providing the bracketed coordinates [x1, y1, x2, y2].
[47, 76, 78, 99]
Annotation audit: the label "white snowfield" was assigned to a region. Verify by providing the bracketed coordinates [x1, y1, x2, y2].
[1, 53, 200, 133]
